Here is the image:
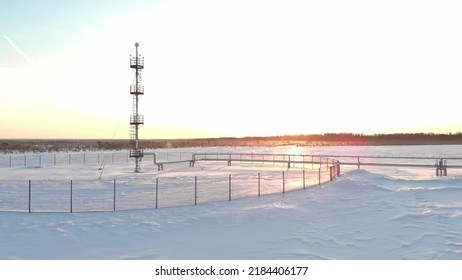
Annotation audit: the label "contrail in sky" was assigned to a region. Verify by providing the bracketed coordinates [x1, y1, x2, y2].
[3, 35, 36, 66]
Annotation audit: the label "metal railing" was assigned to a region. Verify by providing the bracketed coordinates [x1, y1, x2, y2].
[130, 84, 144, 94]
[130, 57, 144, 68]
[130, 115, 144, 125]
[148, 152, 340, 171]
[313, 155, 462, 176]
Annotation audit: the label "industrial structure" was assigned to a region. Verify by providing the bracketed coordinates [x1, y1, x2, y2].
[129, 43, 144, 172]
[436, 159, 448, 176]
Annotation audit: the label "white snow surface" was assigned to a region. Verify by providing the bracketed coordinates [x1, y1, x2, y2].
[1, 145, 462, 259]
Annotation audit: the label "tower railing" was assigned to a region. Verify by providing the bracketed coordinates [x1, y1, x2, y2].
[130, 57, 144, 68]
[130, 84, 144, 94]
[129, 149, 144, 158]
[130, 115, 144, 125]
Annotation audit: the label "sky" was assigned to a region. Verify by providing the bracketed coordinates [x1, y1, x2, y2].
[1, 0, 462, 139]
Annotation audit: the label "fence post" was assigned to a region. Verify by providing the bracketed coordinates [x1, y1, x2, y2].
[113, 179, 116, 211]
[24, 155, 26, 167]
[303, 169, 306, 190]
[194, 176, 197, 206]
[283, 171, 285, 193]
[70, 180, 73, 213]
[155, 178, 158, 209]
[318, 168, 321, 185]
[28, 180, 31, 213]
[229, 174, 232, 201]
[54, 154, 56, 166]
[83, 154, 86, 165]
[330, 166, 333, 181]
[9, 155, 11, 167]
[112, 153, 114, 163]
[357, 157, 360, 169]
[258, 172, 261, 197]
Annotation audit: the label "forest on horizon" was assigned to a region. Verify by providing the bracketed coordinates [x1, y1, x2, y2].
[2, 132, 462, 153]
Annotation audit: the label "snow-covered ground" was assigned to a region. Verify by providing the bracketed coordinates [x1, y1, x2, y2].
[1, 145, 462, 260]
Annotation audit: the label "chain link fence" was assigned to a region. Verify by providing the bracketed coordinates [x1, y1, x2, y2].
[0, 160, 340, 213]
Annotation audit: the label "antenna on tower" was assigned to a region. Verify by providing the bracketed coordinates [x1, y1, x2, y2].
[129, 42, 144, 173]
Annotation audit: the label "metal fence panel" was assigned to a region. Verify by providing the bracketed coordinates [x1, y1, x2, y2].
[30, 180, 70, 212]
[0, 180, 29, 212]
[72, 180, 114, 212]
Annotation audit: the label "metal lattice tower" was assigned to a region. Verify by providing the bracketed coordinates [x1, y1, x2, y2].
[129, 42, 144, 172]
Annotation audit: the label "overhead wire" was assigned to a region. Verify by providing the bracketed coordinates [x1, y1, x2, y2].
[98, 113, 124, 179]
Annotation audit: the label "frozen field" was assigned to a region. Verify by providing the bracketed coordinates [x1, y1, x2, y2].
[1, 145, 462, 259]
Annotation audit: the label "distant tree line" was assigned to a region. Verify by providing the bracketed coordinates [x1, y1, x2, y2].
[269, 132, 462, 146]
[0, 139, 130, 154]
[2, 132, 462, 153]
